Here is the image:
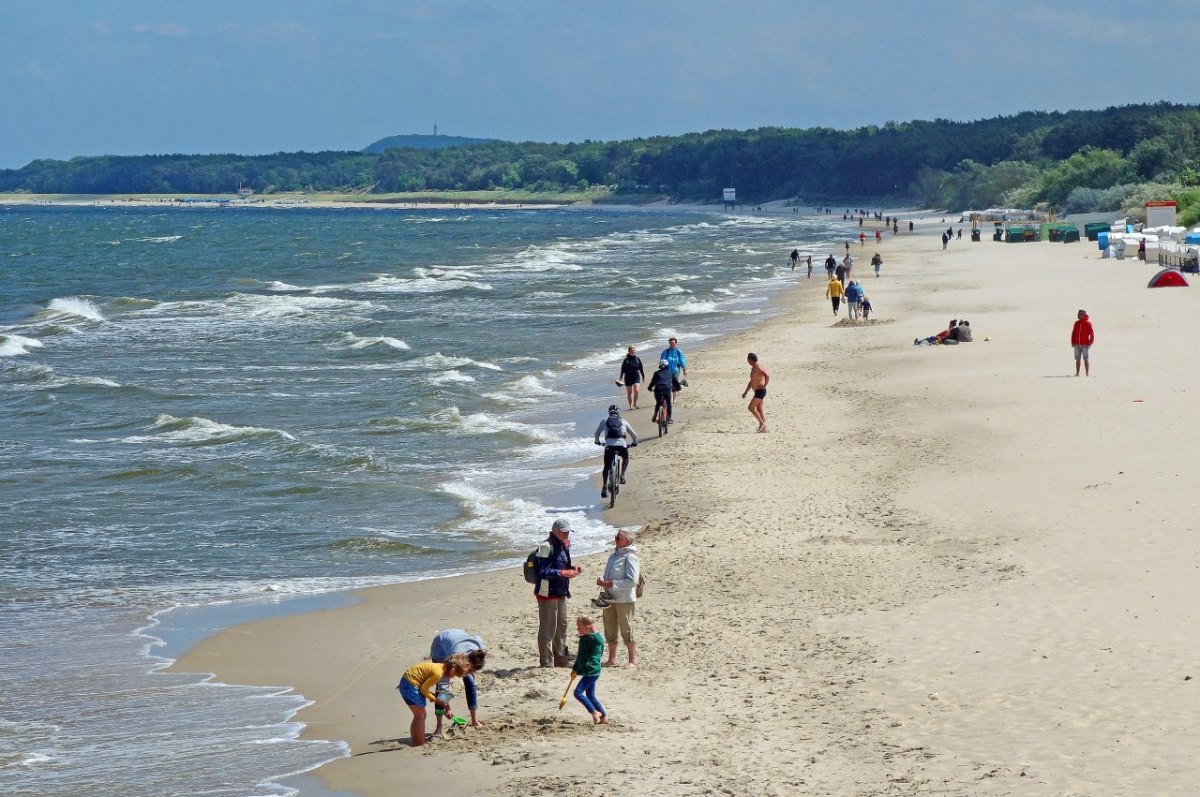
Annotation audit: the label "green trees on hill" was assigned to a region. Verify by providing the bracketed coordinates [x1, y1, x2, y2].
[3, 103, 1200, 219]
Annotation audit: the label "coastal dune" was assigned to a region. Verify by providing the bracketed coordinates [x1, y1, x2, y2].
[177, 222, 1200, 795]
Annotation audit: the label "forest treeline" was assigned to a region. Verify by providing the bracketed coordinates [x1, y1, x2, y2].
[3, 102, 1200, 222]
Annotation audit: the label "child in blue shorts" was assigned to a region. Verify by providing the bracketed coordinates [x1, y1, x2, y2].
[397, 654, 468, 746]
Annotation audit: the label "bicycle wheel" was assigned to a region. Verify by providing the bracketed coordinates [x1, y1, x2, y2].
[607, 464, 618, 509]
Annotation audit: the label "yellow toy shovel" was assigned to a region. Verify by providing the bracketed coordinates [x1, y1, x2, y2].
[557, 672, 577, 711]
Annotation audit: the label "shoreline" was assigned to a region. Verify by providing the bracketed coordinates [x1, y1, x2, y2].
[179, 221, 1200, 794]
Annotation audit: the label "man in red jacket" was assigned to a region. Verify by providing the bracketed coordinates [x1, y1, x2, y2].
[1071, 309, 1095, 376]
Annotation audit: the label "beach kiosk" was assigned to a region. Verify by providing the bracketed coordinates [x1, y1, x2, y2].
[723, 188, 736, 211]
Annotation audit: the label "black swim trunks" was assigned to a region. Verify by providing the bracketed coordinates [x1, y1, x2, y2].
[753, 387, 767, 400]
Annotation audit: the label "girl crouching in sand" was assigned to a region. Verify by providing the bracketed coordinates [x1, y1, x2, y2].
[397, 653, 470, 746]
[573, 616, 608, 725]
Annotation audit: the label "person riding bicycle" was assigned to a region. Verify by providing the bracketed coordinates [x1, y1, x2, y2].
[648, 359, 681, 426]
[593, 405, 638, 500]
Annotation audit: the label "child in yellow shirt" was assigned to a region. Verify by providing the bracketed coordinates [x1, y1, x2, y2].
[397, 654, 469, 746]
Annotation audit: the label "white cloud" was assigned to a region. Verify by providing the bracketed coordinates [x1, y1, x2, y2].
[89, 20, 112, 35]
[132, 22, 189, 37]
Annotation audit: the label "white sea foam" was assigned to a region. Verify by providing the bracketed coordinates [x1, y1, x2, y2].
[120, 414, 297, 446]
[307, 273, 492, 295]
[674, 300, 719, 315]
[482, 374, 560, 405]
[414, 352, 502, 371]
[437, 479, 609, 550]
[46, 297, 105, 322]
[265, 281, 304, 292]
[136, 293, 377, 323]
[341, 332, 410, 351]
[130, 235, 183, 243]
[0, 334, 44, 357]
[427, 370, 475, 385]
[438, 407, 565, 443]
[663, 285, 689, 295]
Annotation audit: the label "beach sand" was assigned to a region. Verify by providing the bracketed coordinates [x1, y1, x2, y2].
[174, 218, 1200, 795]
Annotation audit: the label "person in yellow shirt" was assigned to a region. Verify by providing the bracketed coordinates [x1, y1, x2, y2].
[825, 277, 845, 316]
[397, 653, 470, 746]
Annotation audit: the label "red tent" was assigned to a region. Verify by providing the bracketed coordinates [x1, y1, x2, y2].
[1148, 268, 1189, 288]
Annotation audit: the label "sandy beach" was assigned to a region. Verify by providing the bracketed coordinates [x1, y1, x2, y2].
[175, 215, 1200, 796]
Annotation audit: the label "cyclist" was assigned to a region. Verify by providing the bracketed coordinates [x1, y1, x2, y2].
[593, 405, 638, 499]
[648, 359, 681, 427]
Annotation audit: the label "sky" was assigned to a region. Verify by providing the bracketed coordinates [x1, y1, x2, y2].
[3, 0, 1200, 169]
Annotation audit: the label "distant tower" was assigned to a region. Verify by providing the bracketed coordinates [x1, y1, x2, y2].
[434, 123, 438, 137]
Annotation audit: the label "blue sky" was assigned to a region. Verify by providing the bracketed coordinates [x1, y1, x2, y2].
[3, 0, 1199, 168]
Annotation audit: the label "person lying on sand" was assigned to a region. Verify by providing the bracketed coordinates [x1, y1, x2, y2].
[914, 319, 957, 346]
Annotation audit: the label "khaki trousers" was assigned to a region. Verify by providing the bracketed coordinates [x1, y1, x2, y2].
[602, 601, 636, 645]
[537, 598, 569, 666]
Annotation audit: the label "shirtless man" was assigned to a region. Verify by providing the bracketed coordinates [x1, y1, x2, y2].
[741, 352, 770, 433]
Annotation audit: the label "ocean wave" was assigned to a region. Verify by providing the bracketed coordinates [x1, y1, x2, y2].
[310, 273, 493, 295]
[326, 536, 443, 555]
[663, 286, 690, 295]
[442, 407, 564, 442]
[482, 374, 560, 405]
[45, 297, 105, 322]
[673, 300, 719, 314]
[119, 414, 296, 446]
[414, 352, 502, 371]
[265, 281, 305, 292]
[0, 334, 44, 357]
[4, 362, 121, 390]
[437, 479, 611, 550]
[427, 369, 475, 385]
[340, 332, 410, 351]
[129, 235, 183, 243]
[110, 297, 159, 309]
[135, 293, 378, 323]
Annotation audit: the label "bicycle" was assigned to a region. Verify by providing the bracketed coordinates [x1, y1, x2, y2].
[600, 443, 636, 509]
[652, 392, 670, 437]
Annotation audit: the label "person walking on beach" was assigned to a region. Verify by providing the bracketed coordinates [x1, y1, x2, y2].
[790, 248, 799, 269]
[534, 519, 582, 667]
[841, 253, 854, 284]
[871, 252, 882, 277]
[596, 528, 640, 667]
[806, 255, 813, 279]
[941, 231, 949, 250]
[571, 616, 608, 725]
[824, 253, 837, 279]
[616, 346, 644, 410]
[826, 276, 844, 316]
[845, 280, 863, 321]
[397, 654, 470, 746]
[660, 337, 688, 388]
[1071, 309, 1094, 376]
[834, 259, 846, 288]
[742, 352, 770, 433]
[861, 294, 873, 320]
[429, 630, 488, 735]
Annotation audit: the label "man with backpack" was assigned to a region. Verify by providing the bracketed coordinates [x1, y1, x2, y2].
[593, 405, 638, 499]
[529, 518, 582, 668]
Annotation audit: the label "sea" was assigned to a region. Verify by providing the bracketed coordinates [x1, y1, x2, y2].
[0, 203, 845, 796]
